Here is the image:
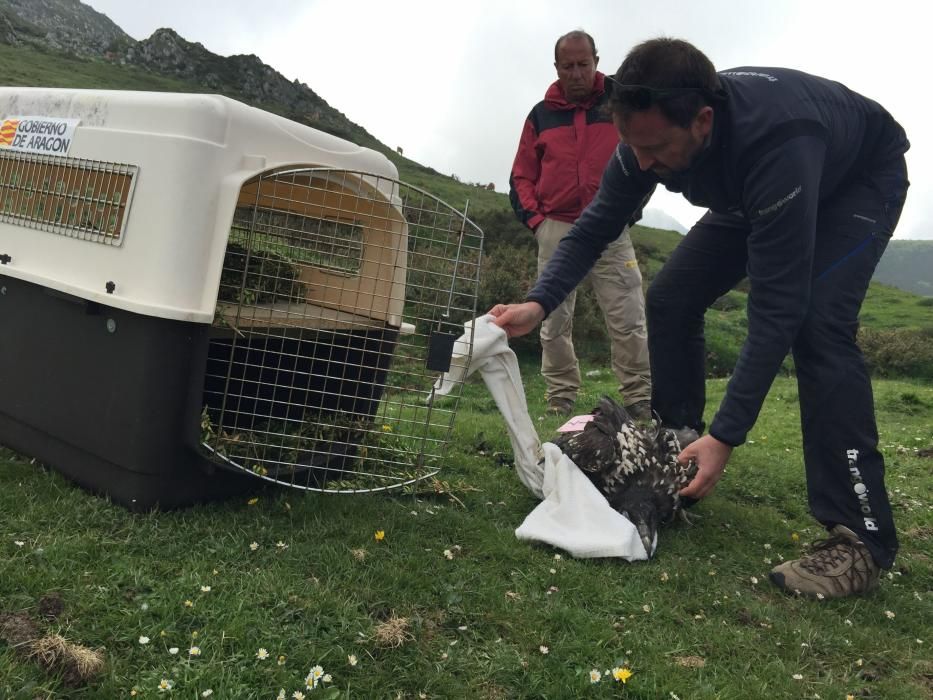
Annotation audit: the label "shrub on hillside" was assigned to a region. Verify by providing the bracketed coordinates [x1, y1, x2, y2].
[710, 291, 745, 312]
[469, 208, 535, 252]
[858, 327, 933, 380]
[477, 244, 536, 309]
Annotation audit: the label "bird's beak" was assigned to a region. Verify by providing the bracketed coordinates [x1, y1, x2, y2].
[636, 522, 658, 559]
[624, 510, 659, 559]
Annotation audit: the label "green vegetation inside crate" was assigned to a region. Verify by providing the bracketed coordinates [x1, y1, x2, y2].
[217, 241, 308, 305]
[200, 407, 434, 490]
[231, 208, 364, 273]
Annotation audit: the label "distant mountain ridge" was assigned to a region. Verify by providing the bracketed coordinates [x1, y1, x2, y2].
[875, 240, 933, 297]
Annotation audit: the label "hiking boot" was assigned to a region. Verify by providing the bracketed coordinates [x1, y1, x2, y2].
[624, 400, 653, 423]
[769, 525, 880, 599]
[546, 397, 575, 416]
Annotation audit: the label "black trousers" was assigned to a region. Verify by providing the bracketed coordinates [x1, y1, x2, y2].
[646, 158, 908, 568]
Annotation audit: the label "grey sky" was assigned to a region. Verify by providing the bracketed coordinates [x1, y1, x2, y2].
[86, 0, 932, 239]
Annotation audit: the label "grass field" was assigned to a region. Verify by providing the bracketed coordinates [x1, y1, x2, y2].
[2, 361, 931, 699]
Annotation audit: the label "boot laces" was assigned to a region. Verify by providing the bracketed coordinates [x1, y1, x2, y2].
[799, 535, 869, 576]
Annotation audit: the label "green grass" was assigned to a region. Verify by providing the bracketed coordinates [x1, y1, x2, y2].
[2, 363, 931, 699]
[0, 43, 202, 94]
[859, 282, 933, 330]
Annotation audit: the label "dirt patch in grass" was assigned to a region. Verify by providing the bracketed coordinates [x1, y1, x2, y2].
[477, 681, 511, 699]
[38, 592, 65, 621]
[29, 634, 105, 687]
[373, 613, 413, 648]
[904, 525, 933, 541]
[674, 655, 706, 668]
[1, 603, 104, 688]
[0, 611, 40, 647]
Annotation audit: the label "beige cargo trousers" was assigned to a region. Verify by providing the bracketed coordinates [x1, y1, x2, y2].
[535, 218, 651, 406]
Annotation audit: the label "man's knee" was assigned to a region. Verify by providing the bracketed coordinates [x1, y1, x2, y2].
[645, 278, 679, 319]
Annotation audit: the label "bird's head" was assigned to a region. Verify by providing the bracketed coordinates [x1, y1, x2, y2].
[611, 485, 662, 558]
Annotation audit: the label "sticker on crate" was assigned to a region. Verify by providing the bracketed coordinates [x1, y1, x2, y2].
[0, 116, 80, 156]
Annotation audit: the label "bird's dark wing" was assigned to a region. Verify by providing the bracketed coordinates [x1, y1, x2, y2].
[552, 396, 629, 476]
[550, 396, 650, 497]
[625, 428, 698, 524]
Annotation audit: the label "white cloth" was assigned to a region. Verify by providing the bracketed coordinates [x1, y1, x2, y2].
[515, 443, 648, 560]
[433, 315, 648, 560]
[432, 315, 544, 498]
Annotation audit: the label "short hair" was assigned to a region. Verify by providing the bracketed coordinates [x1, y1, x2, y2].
[554, 30, 597, 63]
[610, 37, 721, 128]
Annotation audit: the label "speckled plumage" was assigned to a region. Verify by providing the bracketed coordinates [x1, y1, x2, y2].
[553, 396, 697, 556]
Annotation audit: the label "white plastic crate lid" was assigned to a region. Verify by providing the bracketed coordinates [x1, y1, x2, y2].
[0, 88, 398, 323]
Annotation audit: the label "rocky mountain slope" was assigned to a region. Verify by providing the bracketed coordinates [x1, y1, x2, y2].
[0, 0, 129, 55]
[0, 0, 377, 147]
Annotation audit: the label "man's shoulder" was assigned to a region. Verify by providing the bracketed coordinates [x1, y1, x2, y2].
[525, 99, 574, 133]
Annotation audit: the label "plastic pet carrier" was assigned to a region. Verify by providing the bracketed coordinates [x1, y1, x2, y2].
[0, 88, 482, 509]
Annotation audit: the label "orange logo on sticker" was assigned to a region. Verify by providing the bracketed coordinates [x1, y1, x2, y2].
[0, 119, 20, 147]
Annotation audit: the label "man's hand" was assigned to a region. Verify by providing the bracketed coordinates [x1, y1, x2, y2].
[677, 434, 733, 500]
[489, 301, 545, 339]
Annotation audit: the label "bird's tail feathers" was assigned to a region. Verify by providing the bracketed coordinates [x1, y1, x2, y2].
[589, 395, 630, 436]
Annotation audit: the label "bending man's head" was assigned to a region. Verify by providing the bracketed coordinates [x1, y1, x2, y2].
[609, 38, 721, 178]
[610, 37, 720, 128]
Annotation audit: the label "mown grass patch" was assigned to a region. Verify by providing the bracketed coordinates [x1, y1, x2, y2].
[2, 364, 930, 699]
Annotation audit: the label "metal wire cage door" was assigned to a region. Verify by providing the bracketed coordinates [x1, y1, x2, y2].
[200, 168, 483, 493]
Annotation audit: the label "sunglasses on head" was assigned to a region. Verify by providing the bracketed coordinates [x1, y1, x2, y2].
[605, 75, 717, 109]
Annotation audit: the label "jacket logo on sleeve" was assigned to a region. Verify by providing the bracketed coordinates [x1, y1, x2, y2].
[721, 70, 779, 82]
[756, 185, 802, 217]
[614, 146, 631, 177]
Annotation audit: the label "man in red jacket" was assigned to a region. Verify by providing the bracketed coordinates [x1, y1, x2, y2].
[509, 30, 651, 418]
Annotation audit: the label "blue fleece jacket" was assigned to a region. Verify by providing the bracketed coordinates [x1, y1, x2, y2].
[526, 66, 909, 446]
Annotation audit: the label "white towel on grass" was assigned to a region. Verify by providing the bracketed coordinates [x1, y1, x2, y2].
[433, 315, 647, 560]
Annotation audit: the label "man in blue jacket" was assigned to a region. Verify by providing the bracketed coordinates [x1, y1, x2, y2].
[491, 37, 909, 598]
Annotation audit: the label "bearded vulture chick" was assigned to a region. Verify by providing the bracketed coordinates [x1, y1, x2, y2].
[552, 396, 697, 557]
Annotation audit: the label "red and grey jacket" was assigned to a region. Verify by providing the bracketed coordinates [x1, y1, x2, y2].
[509, 72, 622, 231]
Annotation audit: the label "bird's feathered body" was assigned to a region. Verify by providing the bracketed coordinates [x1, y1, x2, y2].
[552, 396, 697, 556]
